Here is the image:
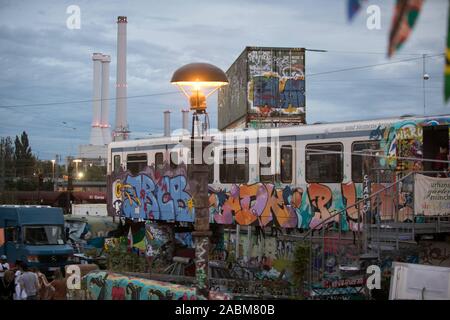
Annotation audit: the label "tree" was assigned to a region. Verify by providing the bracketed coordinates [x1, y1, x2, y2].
[0, 136, 15, 191]
[14, 131, 35, 178]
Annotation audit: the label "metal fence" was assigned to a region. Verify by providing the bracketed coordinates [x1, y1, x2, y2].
[301, 170, 450, 299]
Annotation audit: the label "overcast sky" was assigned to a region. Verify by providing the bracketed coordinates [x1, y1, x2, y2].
[0, 0, 448, 160]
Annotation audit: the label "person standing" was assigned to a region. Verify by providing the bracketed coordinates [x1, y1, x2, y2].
[0, 255, 10, 279]
[32, 267, 54, 300]
[50, 268, 67, 300]
[0, 270, 15, 300]
[18, 264, 40, 300]
[13, 260, 25, 300]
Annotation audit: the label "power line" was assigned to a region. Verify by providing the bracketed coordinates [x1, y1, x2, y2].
[307, 53, 445, 77]
[0, 91, 180, 110]
[319, 49, 442, 56]
[0, 54, 445, 110]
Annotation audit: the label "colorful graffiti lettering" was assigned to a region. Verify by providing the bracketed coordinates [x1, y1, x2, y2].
[111, 164, 194, 222]
[209, 182, 404, 231]
[110, 166, 415, 230]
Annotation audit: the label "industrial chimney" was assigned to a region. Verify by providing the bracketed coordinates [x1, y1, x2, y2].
[164, 110, 171, 137]
[90, 52, 104, 145]
[114, 16, 128, 141]
[100, 54, 111, 144]
[182, 109, 189, 132]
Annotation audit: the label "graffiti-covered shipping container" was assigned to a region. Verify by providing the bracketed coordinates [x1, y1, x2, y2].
[218, 47, 306, 130]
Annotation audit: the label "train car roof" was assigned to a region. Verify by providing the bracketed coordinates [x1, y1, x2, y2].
[109, 113, 450, 149]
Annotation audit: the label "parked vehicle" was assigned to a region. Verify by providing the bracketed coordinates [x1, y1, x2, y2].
[0, 205, 74, 275]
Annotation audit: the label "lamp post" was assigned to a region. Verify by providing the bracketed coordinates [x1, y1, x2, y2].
[51, 159, 56, 191]
[73, 159, 82, 177]
[171, 63, 228, 297]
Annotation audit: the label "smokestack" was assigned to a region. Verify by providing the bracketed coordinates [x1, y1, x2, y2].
[164, 110, 171, 137]
[114, 16, 128, 141]
[90, 52, 104, 145]
[100, 54, 111, 144]
[182, 109, 189, 132]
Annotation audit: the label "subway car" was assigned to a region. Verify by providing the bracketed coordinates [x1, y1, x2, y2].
[107, 114, 450, 232]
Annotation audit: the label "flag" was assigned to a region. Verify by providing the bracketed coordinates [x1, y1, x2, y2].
[132, 228, 146, 251]
[127, 226, 133, 252]
[445, 1, 450, 102]
[388, 0, 424, 57]
[348, 0, 365, 21]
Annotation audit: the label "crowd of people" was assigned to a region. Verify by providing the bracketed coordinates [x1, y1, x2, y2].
[0, 255, 67, 300]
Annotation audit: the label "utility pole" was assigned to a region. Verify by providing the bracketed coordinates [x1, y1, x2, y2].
[171, 62, 228, 299]
[67, 156, 73, 214]
[55, 154, 60, 191]
[422, 54, 430, 116]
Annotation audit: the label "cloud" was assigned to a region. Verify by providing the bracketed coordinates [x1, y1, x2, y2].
[0, 0, 448, 159]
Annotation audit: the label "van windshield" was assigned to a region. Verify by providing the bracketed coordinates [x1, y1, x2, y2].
[23, 226, 65, 245]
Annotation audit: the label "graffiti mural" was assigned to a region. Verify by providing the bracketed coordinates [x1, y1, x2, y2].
[111, 163, 194, 222]
[110, 160, 423, 231]
[247, 49, 305, 115]
[195, 237, 209, 290]
[83, 271, 204, 300]
[372, 117, 450, 170]
[419, 241, 450, 267]
[209, 182, 401, 231]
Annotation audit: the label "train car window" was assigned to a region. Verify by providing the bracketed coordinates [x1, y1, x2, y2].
[170, 152, 178, 169]
[220, 148, 249, 183]
[280, 146, 293, 183]
[306, 143, 343, 183]
[352, 141, 389, 182]
[155, 152, 164, 170]
[259, 146, 273, 183]
[127, 154, 147, 175]
[113, 155, 121, 174]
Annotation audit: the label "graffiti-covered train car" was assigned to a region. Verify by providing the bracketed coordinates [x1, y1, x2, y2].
[106, 114, 450, 232]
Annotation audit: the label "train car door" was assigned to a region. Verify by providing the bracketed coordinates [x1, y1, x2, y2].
[423, 125, 449, 173]
[278, 138, 296, 186]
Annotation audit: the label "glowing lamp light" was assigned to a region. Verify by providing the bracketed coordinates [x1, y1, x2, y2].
[171, 63, 228, 112]
[77, 172, 84, 179]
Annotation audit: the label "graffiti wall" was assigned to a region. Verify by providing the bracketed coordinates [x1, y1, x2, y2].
[217, 47, 306, 130]
[247, 49, 305, 116]
[83, 271, 204, 300]
[111, 162, 409, 230]
[110, 163, 194, 222]
[209, 181, 403, 231]
[371, 117, 450, 171]
[419, 240, 450, 267]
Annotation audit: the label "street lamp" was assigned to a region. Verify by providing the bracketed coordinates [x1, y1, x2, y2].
[73, 159, 82, 177]
[50, 159, 56, 184]
[171, 62, 228, 137]
[171, 62, 228, 297]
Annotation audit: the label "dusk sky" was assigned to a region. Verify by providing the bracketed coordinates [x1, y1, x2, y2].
[0, 0, 448, 160]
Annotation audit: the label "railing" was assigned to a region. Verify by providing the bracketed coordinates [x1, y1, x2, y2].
[301, 170, 450, 299]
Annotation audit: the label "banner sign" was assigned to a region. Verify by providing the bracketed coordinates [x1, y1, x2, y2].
[414, 174, 450, 216]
